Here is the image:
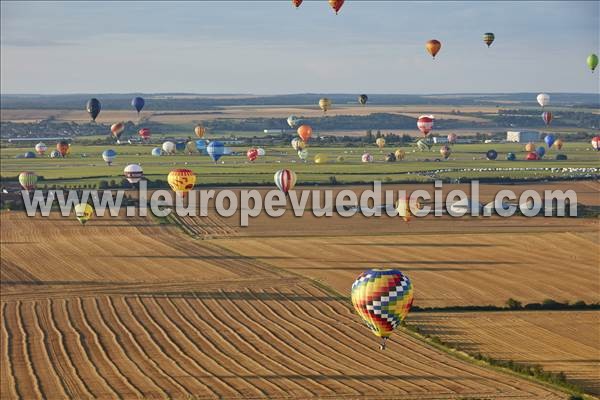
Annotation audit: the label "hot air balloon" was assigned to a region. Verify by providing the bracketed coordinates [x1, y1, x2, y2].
[526, 152, 539, 161]
[336, 155, 345, 162]
[328, 0, 344, 14]
[247, 148, 258, 162]
[395, 196, 413, 222]
[416, 139, 431, 152]
[483, 32, 495, 47]
[175, 142, 186, 152]
[298, 149, 309, 161]
[554, 139, 563, 150]
[23, 151, 36, 159]
[556, 154, 568, 161]
[358, 94, 368, 105]
[124, 164, 143, 184]
[86, 98, 101, 122]
[168, 169, 196, 196]
[351, 269, 413, 350]
[417, 115, 434, 135]
[537, 93, 550, 108]
[162, 141, 175, 155]
[426, 39, 441, 59]
[385, 153, 396, 162]
[506, 152, 516, 161]
[544, 134, 555, 149]
[292, 0, 302, 7]
[257, 148, 266, 157]
[362, 153, 373, 163]
[102, 149, 116, 165]
[50, 150, 61, 158]
[151, 147, 162, 156]
[18, 172, 37, 191]
[486, 149, 498, 160]
[440, 145, 451, 159]
[194, 124, 206, 138]
[74, 203, 94, 225]
[297, 125, 313, 142]
[286, 115, 298, 129]
[35, 142, 47, 155]
[447, 133, 457, 144]
[139, 128, 151, 141]
[319, 98, 331, 113]
[56, 141, 69, 157]
[376, 137, 386, 150]
[525, 142, 536, 152]
[291, 138, 305, 151]
[592, 136, 600, 151]
[274, 169, 296, 194]
[394, 149, 406, 160]
[542, 112, 553, 126]
[588, 54, 598, 73]
[207, 141, 225, 163]
[536, 146, 546, 158]
[314, 154, 328, 164]
[131, 97, 145, 115]
[185, 141, 197, 154]
[111, 122, 125, 140]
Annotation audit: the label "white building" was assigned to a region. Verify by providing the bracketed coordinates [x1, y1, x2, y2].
[506, 131, 540, 143]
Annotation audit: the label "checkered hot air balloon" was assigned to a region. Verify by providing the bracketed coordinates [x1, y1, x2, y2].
[274, 169, 296, 194]
[351, 269, 414, 350]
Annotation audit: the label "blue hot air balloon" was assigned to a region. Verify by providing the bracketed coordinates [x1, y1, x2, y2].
[196, 139, 207, 153]
[486, 149, 498, 160]
[102, 149, 117, 165]
[23, 151, 36, 159]
[151, 147, 162, 156]
[207, 141, 225, 163]
[536, 146, 546, 158]
[175, 141, 186, 152]
[544, 134, 555, 149]
[506, 152, 516, 161]
[132, 97, 145, 114]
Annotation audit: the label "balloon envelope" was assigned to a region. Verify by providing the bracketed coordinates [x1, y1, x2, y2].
[318, 98, 331, 113]
[35, 142, 47, 155]
[358, 94, 368, 105]
[537, 93, 550, 107]
[168, 169, 196, 195]
[207, 141, 225, 162]
[376, 138, 385, 149]
[131, 97, 145, 113]
[86, 98, 101, 121]
[274, 169, 297, 193]
[486, 149, 498, 160]
[526, 152, 539, 160]
[361, 153, 373, 163]
[194, 124, 206, 138]
[483, 32, 495, 47]
[247, 148, 258, 162]
[417, 115, 434, 135]
[111, 122, 125, 139]
[18, 172, 37, 191]
[544, 134, 555, 148]
[314, 154, 328, 164]
[426, 40, 441, 58]
[351, 269, 413, 341]
[124, 164, 143, 184]
[328, 0, 344, 14]
[297, 125, 313, 142]
[56, 141, 69, 157]
[74, 203, 94, 225]
[592, 136, 600, 151]
[102, 149, 116, 165]
[506, 152, 516, 161]
[536, 146, 546, 158]
[394, 149, 405, 160]
[162, 141, 175, 154]
[542, 112, 553, 126]
[291, 138, 305, 151]
[588, 54, 598, 72]
[151, 147, 162, 156]
[138, 128, 151, 140]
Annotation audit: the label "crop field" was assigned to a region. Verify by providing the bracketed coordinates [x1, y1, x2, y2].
[0, 211, 572, 400]
[1, 142, 598, 187]
[410, 311, 600, 395]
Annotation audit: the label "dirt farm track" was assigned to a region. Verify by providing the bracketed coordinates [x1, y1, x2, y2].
[1, 181, 599, 399]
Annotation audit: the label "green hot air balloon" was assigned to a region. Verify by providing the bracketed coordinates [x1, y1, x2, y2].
[587, 54, 598, 73]
[483, 32, 495, 47]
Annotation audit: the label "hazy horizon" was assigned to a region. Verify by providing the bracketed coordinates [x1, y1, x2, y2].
[2, 1, 599, 95]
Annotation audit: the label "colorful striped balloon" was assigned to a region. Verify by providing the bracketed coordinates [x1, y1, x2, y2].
[417, 115, 434, 135]
[274, 169, 297, 194]
[483, 32, 495, 47]
[351, 269, 414, 349]
[18, 172, 37, 191]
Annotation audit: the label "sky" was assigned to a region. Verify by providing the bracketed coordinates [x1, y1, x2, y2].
[1, 1, 599, 94]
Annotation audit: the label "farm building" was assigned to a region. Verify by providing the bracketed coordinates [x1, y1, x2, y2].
[506, 130, 540, 143]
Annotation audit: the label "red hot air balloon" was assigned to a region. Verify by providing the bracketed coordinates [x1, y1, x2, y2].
[329, 0, 344, 14]
[292, 0, 302, 7]
[247, 148, 258, 162]
[542, 111, 553, 126]
[426, 40, 442, 59]
[417, 115, 434, 136]
[592, 136, 600, 151]
[139, 128, 151, 140]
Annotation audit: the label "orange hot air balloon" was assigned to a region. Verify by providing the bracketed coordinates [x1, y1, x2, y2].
[297, 125, 313, 143]
[525, 142, 536, 152]
[554, 139, 564, 150]
[292, 0, 302, 7]
[194, 124, 206, 138]
[329, 0, 344, 14]
[56, 141, 69, 157]
[426, 39, 442, 59]
[111, 122, 125, 139]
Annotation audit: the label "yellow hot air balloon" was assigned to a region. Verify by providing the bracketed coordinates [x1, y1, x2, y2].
[525, 142, 536, 152]
[168, 169, 196, 196]
[376, 137, 386, 150]
[74, 203, 94, 225]
[395, 196, 411, 222]
[194, 124, 206, 138]
[314, 154, 328, 164]
[554, 139, 564, 150]
[319, 98, 331, 114]
[351, 269, 414, 350]
[394, 149, 406, 160]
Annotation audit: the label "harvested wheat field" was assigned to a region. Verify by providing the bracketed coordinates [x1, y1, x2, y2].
[0, 211, 572, 399]
[411, 311, 600, 395]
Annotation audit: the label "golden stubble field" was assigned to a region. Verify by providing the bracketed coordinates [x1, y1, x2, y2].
[1, 205, 583, 399]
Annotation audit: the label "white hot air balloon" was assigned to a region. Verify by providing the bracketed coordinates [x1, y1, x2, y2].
[162, 141, 176, 154]
[537, 93, 550, 108]
[124, 164, 144, 184]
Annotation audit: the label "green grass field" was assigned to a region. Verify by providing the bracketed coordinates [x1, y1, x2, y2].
[1, 141, 598, 187]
